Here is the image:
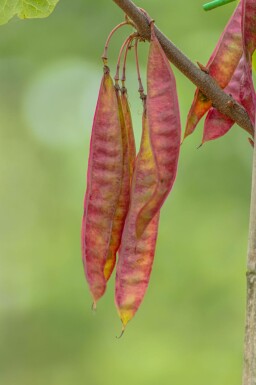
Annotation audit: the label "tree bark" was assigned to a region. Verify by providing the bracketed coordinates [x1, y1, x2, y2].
[112, 0, 254, 136]
[243, 123, 256, 385]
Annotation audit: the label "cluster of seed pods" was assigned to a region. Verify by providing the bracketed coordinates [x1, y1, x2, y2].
[185, 0, 255, 145]
[81, 1, 256, 333]
[81, 18, 181, 332]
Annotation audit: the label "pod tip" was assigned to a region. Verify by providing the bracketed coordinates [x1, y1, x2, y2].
[91, 301, 97, 312]
[116, 325, 125, 339]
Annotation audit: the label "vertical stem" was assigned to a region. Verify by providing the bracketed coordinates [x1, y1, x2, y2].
[122, 35, 136, 84]
[243, 125, 256, 385]
[114, 33, 137, 84]
[134, 38, 145, 100]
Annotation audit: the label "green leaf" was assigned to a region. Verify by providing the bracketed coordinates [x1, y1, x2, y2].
[0, 0, 59, 25]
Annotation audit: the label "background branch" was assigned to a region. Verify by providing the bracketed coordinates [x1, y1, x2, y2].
[113, 0, 254, 136]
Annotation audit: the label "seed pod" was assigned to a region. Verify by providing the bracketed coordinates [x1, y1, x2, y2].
[103, 87, 136, 281]
[136, 24, 181, 238]
[184, 1, 242, 139]
[242, 0, 256, 61]
[115, 109, 159, 330]
[202, 55, 255, 143]
[240, 0, 256, 129]
[203, 108, 234, 144]
[81, 66, 123, 306]
[121, 88, 136, 181]
[239, 61, 256, 127]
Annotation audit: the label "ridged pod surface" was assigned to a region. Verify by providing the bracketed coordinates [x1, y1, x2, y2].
[103, 87, 136, 281]
[202, 55, 254, 143]
[81, 66, 123, 306]
[135, 24, 181, 238]
[240, 0, 256, 129]
[184, 2, 242, 139]
[115, 110, 159, 330]
[121, 89, 136, 182]
[242, 0, 256, 60]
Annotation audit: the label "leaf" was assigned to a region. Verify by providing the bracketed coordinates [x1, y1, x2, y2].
[184, 1, 242, 139]
[0, 0, 59, 25]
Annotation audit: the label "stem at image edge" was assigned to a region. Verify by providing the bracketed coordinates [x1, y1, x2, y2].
[243, 122, 256, 385]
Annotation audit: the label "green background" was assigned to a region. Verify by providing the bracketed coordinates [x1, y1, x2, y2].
[0, 1, 252, 384]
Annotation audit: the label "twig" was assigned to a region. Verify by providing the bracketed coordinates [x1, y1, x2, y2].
[112, 0, 254, 136]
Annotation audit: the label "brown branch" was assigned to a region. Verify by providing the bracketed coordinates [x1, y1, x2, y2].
[243, 129, 256, 384]
[112, 0, 254, 136]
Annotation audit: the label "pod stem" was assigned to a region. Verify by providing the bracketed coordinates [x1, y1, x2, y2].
[134, 38, 146, 101]
[102, 21, 133, 64]
[114, 32, 138, 87]
[121, 35, 137, 87]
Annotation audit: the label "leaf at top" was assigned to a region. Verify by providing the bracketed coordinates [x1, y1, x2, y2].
[0, 0, 59, 25]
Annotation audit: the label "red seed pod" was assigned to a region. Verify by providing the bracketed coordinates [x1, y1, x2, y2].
[184, 1, 243, 139]
[104, 87, 136, 281]
[202, 55, 254, 143]
[241, 0, 256, 130]
[242, 0, 256, 61]
[81, 66, 123, 306]
[203, 108, 234, 144]
[136, 23, 181, 238]
[115, 109, 159, 331]
[239, 62, 256, 127]
[121, 88, 136, 181]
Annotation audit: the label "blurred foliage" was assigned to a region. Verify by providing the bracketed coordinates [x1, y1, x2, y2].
[0, 1, 250, 385]
[0, 0, 59, 25]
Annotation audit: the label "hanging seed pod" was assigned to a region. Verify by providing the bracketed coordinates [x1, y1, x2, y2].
[103, 36, 137, 281]
[136, 23, 181, 238]
[239, 63, 256, 127]
[120, 88, 136, 181]
[115, 108, 159, 331]
[240, 0, 256, 128]
[203, 55, 254, 143]
[184, 1, 242, 139]
[103, 86, 136, 281]
[81, 66, 123, 307]
[242, 0, 256, 61]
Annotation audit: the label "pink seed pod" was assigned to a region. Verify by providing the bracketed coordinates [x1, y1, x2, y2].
[136, 23, 181, 238]
[81, 66, 123, 307]
[184, 1, 243, 140]
[242, 0, 256, 61]
[239, 59, 255, 127]
[103, 87, 136, 281]
[240, 0, 256, 129]
[115, 109, 159, 331]
[202, 55, 254, 143]
[121, 89, 136, 181]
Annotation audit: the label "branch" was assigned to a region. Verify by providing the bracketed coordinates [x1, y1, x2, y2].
[243, 128, 256, 383]
[113, 0, 254, 136]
